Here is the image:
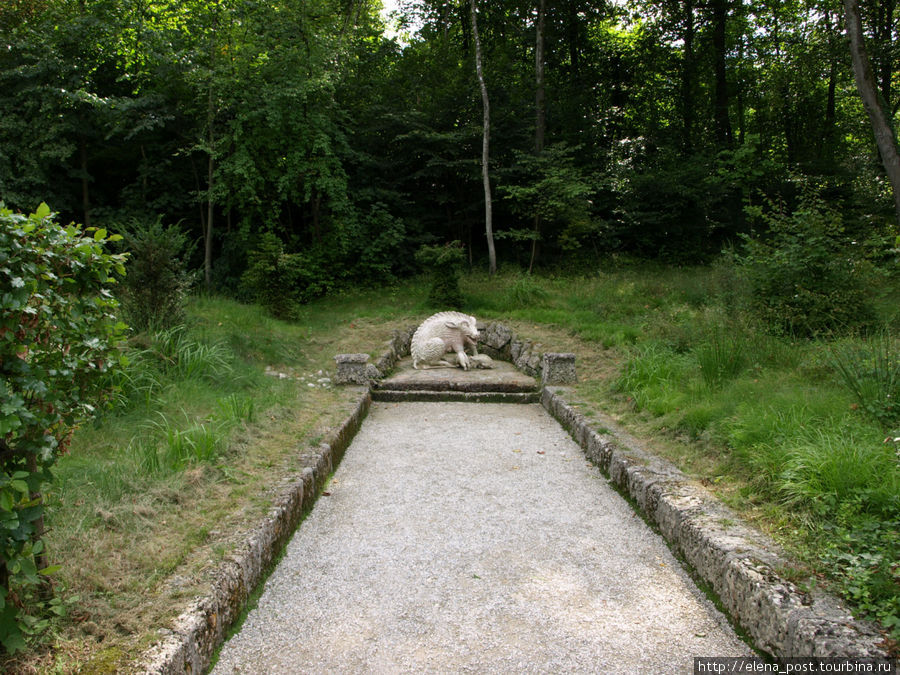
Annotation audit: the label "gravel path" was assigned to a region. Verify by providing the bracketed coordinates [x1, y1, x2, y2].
[212, 402, 752, 674]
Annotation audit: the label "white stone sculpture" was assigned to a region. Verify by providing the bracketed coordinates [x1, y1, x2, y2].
[411, 311, 480, 370]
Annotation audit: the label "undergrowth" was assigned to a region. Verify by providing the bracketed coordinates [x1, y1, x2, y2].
[466, 266, 899, 645]
[6, 265, 900, 671]
[3, 291, 421, 673]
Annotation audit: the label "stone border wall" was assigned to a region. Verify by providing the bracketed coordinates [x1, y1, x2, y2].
[540, 387, 890, 659]
[139, 320, 893, 672]
[139, 390, 371, 674]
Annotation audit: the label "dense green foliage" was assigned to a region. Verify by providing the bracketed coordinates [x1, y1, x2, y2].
[0, 204, 126, 652]
[117, 218, 193, 331]
[2, 0, 899, 283]
[737, 188, 877, 336]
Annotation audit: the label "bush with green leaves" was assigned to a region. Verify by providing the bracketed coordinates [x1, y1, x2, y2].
[117, 217, 193, 331]
[0, 203, 126, 653]
[498, 144, 596, 266]
[242, 232, 334, 319]
[736, 190, 876, 337]
[415, 242, 465, 309]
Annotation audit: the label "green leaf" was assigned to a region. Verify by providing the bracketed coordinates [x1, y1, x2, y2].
[34, 203, 50, 219]
[9, 480, 28, 495]
[38, 564, 61, 577]
[94, 228, 107, 241]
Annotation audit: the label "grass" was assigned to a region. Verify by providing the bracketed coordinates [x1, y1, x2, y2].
[3, 290, 423, 673]
[464, 266, 899, 647]
[5, 264, 900, 671]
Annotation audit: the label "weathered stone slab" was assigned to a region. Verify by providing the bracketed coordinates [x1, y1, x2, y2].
[372, 389, 540, 404]
[481, 321, 513, 353]
[377, 356, 538, 394]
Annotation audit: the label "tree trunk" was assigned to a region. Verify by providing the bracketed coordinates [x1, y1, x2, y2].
[875, 0, 895, 107]
[80, 137, 91, 228]
[204, 6, 218, 293]
[822, 10, 839, 167]
[205, 85, 214, 291]
[712, 0, 733, 147]
[844, 0, 900, 226]
[470, 0, 496, 275]
[530, 0, 546, 273]
[535, 0, 546, 155]
[736, 34, 745, 143]
[681, 0, 696, 151]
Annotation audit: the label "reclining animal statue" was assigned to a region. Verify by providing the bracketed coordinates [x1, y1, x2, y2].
[411, 311, 484, 370]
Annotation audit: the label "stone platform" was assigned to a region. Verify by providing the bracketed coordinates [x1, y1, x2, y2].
[372, 357, 539, 403]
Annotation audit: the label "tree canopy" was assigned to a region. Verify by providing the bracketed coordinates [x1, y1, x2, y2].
[1, 0, 899, 282]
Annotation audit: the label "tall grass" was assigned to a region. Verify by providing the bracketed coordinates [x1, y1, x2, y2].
[144, 413, 229, 471]
[595, 266, 900, 639]
[694, 325, 748, 389]
[779, 429, 898, 513]
[151, 325, 234, 382]
[830, 331, 900, 429]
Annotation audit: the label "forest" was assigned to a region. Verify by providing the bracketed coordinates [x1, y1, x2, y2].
[2, 0, 898, 289]
[2, 0, 900, 669]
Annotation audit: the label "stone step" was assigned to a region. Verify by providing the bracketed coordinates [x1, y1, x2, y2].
[371, 389, 540, 404]
[374, 357, 539, 396]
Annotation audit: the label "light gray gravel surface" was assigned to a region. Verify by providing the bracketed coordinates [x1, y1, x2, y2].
[212, 402, 753, 674]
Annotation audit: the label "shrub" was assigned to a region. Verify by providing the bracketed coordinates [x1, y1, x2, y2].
[117, 217, 193, 331]
[0, 203, 126, 652]
[736, 190, 876, 337]
[415, 242, 465, 309]
[241, 232, 333, 319]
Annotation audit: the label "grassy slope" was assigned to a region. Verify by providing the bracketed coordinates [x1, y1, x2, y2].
[6, 292, 424, 673]
[467, 267, 899, 649]
[6, 266, 900, 671]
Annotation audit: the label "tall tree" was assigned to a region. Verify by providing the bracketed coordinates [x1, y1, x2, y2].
[711, 0, 733, 146]
[681, 0, 697, 150]
[530, 0, 546, 272]
[535, 0, 546, 155]
[844, 0, 900, 226]
[470, 0, 496, 274]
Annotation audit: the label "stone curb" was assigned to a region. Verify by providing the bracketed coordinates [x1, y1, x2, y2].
[138, 330, 415, 673]
[372, 389, 540, 404]
[138, 320, 892, 672]
[540, 386, 891, 659]
[138, 388, 372, 674]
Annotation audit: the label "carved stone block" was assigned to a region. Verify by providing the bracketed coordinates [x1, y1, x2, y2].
[541, 352, 577, 385]
[334, 353, 372, 385]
